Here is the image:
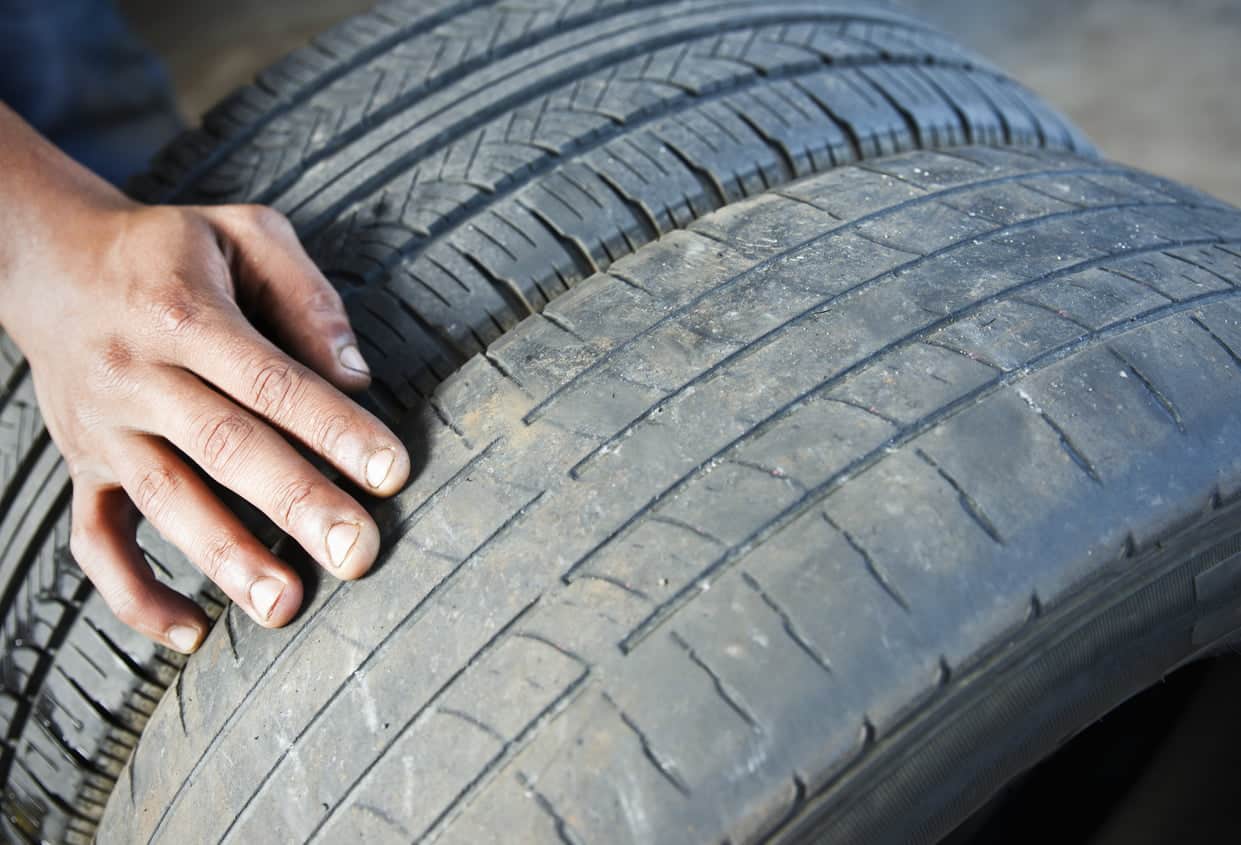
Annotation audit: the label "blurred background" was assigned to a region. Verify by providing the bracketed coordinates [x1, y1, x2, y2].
[117, 0, 1241, 205]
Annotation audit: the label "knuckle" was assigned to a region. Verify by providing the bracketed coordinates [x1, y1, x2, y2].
[248, 358, 306, 419]
[271, 477, 317, 529]
[108, 590, 144, 629]
[242, 204, 292, 236]
[194, 411, 255, 475]
[65, 456, 87, 482]
[131, 205, 194, 247]
[69, 525, 94, 570]
[303, 286, 344, 317]
[88, 337, 135, 393]
[153, 288, 201, 337]
[134, 465, 179, 519]
[148, 204, 194, 230]
[69, 499, 106, 569]
[201, 534, 239, 581]
[312, 411, 350, 456]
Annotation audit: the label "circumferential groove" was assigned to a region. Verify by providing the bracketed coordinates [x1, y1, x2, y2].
[38, 3, 1118, 842]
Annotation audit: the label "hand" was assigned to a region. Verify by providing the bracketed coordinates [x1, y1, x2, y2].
[0, 105, 409, 653]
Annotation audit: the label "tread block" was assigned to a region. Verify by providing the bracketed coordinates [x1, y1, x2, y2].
[101, 148, 1241, 845]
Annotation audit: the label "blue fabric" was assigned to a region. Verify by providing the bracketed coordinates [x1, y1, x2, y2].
[0, 0, 182, 186]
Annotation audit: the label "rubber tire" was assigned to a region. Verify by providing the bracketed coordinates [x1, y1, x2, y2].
[96, 147, 1241, 843]
[0, 2, 1089, 842]
[133, 0, 1091, 414]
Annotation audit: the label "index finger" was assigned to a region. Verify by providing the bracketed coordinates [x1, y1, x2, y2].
[165, 303, 409, 496]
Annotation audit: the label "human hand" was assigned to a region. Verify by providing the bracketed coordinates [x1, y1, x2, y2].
[0, 106, 409, 654]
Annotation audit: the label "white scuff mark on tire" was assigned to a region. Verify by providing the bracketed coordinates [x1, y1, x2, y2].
[359, 674, 381, 734]
[618, 770, 652, 842]
[1016, 387, 1044, 415]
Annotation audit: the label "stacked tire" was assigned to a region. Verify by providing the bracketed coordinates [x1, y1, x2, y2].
[1, 2, 1239, 843]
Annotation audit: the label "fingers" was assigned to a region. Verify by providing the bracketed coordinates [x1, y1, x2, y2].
[154, 300, 409, 497]
[201, 204, 371, 393]
[70, 483, 210, 653]
[111, 434, 304, 627]
[140, 366, 380, 580]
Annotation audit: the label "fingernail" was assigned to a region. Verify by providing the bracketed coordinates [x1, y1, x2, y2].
[168, 625, 201, 653]
[249, 577, 285, 621]
[339, 344, 370, 376]
[366, 448, 395, 489]
[327, 521, 360, 569]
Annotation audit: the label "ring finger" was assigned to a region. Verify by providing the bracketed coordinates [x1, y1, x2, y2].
[136, 365, 380, 580]
[111, 433, 303, 627]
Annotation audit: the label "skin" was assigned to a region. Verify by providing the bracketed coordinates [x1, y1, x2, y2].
[0, 104, 411, 654]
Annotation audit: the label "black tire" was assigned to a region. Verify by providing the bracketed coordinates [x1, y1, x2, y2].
[133, 0, 1090, 413]
[0, 2, 1088, 842]
[96, 147, 1241, 843]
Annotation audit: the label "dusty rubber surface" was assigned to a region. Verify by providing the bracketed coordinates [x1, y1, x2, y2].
[99, 147, 1241, 843]
[134, 0, 1090, 413]
[0, 2, 1089, 841]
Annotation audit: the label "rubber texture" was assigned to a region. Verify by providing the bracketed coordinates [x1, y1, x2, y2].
[92, 146, 1241, 844]
[132, 0, 1091, 414]
[0, 1, 1090, 841]
[0, 339, 224, 844]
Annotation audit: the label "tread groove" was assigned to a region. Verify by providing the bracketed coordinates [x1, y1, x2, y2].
[1014, 388, 1104, 485]
[570, 572, 651, 601]
[511, 631, 589, 667]
[217, 495, 547, 843]
[1099, 265, 1175, 301]
[173, 672, 188, 736]
[565, 227, 1221, 591]
[300, 596, 542, 844]
[621, 285, 1241, 654]
[436, 708, 506, 744]
[223, 604, 240, 663]
[1110, 350, 1188, 433]
[602, 692, 691, 797]
[529, 167, 1136, 428]
[1161, 249, 1239, 288]
[1191, 316, 1241, 370]
[516, 771, 585, 845]
[415, 669, 591, 843]
[914, 448, 1005, 545]
[539, 312, 588, 344]
[456, 249, 537, 319]
[51, 673, 139, 741]
[823, 512, 912, 613]
[425, 397, 471, 445]
[83, 620, 161, 687]
[740, 572, 834, 675]
[669, 631, 761, 732]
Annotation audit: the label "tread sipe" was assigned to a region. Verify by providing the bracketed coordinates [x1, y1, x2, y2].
[136, 0, 1090, 413]
[2, 2, 1090, 840]
[101, 147, 1241, 843]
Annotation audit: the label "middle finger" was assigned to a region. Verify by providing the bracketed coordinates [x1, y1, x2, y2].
[138, 365, 380, 580]
[159, 304, 408, 496]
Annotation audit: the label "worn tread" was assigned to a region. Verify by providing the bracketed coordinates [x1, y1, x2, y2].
[133, 0, 1087, 416]
[3, 4, 1090, 838]
[100, 149, 1241, 844]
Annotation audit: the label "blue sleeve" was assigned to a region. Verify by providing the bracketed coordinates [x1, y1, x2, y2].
[0, 0, 182, 186]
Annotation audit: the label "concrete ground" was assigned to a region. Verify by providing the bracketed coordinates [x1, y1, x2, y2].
[119, 0, 1241, 206]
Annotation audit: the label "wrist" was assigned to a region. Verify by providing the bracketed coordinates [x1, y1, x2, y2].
[0, 104, 138, 333]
